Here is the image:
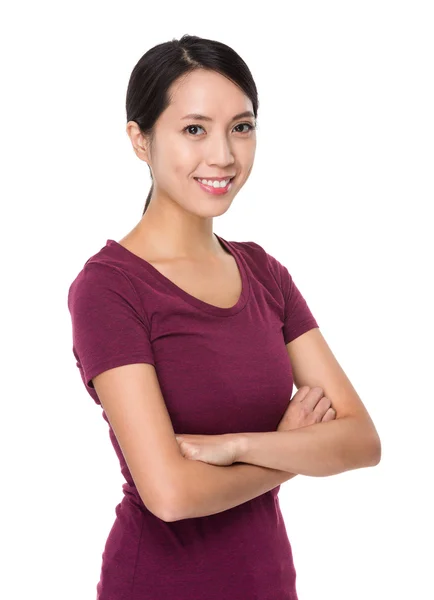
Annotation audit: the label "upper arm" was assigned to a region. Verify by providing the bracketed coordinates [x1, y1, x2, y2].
[286, 328, 380, 447]
[67, 261, 184, 522]
[92, 362, 183, 522]
[265, 249, 380, 447]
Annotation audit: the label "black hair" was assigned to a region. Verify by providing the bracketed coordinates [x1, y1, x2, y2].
[125, 34, 259, 215]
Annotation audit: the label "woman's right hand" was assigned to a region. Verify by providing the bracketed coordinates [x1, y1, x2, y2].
[277, 386, 336, 432]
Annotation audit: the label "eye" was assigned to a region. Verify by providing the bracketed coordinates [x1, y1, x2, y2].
[233, 122, 256, 134]
[182, 122, 256, 137]
[183, 124, 206, 136]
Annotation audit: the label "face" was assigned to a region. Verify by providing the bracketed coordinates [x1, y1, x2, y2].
[128, 69, 257, 217]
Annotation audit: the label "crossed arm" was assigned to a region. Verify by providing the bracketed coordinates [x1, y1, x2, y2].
[167, 457, 297, 521]
[168, 329, 381, 522]
[169, 415, 379, 522]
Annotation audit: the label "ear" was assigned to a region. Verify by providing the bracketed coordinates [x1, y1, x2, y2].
[126, 120, 151, 164]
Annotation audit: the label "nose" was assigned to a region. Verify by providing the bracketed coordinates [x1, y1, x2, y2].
[205, 133, 236, 168]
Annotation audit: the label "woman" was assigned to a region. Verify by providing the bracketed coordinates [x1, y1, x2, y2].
[67, 34, 381, 600]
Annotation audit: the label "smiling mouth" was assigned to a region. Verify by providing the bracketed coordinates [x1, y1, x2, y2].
[193, 176, 235, 195]
[194, 176, 235, 182]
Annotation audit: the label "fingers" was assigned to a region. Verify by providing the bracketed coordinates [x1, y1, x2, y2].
[293, 386, 337, 421]
[290, 386, 311, 404]
[298, 386, 326, 412]
[322, 407, 337, 422]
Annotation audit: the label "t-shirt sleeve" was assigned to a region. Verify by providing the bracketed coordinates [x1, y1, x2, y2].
[265, 252, 319, 344]
[67, 261, 155, 392]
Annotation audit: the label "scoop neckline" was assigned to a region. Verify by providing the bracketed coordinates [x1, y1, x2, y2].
[105, 233, 250, 317]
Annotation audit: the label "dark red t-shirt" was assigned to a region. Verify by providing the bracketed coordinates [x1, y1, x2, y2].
[67, 234, 319, 599]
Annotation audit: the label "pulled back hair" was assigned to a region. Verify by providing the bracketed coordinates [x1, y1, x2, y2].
[125, 34, 259, 215]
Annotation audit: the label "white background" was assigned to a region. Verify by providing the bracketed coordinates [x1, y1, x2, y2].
[2, 1, 433, 599]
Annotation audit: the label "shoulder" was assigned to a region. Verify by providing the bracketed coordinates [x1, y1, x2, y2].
[230, 239, 289, 288]
[230, 239, 265, 256]
[67, 259, 154, 336]
[68, 238, 141, 297]
[68, 260, 136, 307]
[229, 239, 270, 268]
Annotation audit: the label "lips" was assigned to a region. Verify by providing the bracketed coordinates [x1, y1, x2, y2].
[194, 176, 235, 182]
[194, 176, 234, 195]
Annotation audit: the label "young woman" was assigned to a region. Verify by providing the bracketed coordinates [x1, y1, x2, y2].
[67, 34, 381, 600]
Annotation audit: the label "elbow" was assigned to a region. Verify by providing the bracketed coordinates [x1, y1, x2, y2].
[362, 427, 382, 468]
[370, 435, 382, 466]
[162, 509, 183, 523]
[158, 506, 179, 523]
[161, 493, 188, 523]
[136, 465, 187, 523]
[138, 492, 173, 522]
[160, 487, 185, 522]
[344, 418, 382, 471]
[150, 491, 184, 523]
[156, 460, 189, 523]
[366, 417, 382, 466]
[151, 492, 176, 522]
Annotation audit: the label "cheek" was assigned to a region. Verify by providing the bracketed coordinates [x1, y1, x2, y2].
[176, 142, 200, 164]
[165, 136, 199, 167]
[243, 138, 256, 159]
[242, 143, 256, 173]
[172, 148, 201, 177]
[155, 151, 193, 181]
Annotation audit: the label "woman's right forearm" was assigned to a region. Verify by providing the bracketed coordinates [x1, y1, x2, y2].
[170, 457, 297, 521]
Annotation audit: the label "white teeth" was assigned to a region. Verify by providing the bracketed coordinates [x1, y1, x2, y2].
[197, 178, 231, 188]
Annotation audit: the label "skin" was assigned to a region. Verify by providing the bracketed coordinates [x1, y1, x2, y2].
[124, 72, 336, 467]
[91, 69, 380, 524]
[176, 387, 337, 467]
[124, 68, 257, 262]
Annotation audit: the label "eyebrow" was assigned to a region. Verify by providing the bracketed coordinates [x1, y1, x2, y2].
[181, 111, 255, 122]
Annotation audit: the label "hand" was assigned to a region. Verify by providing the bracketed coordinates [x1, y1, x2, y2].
[175, 433, 240, 466]
[277, 386, 336, 432]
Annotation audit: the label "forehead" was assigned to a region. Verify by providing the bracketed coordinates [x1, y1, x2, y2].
[165, 69, 253, 119]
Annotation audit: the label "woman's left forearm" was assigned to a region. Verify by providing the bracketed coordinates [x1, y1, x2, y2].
[234, 416, 381, 477]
